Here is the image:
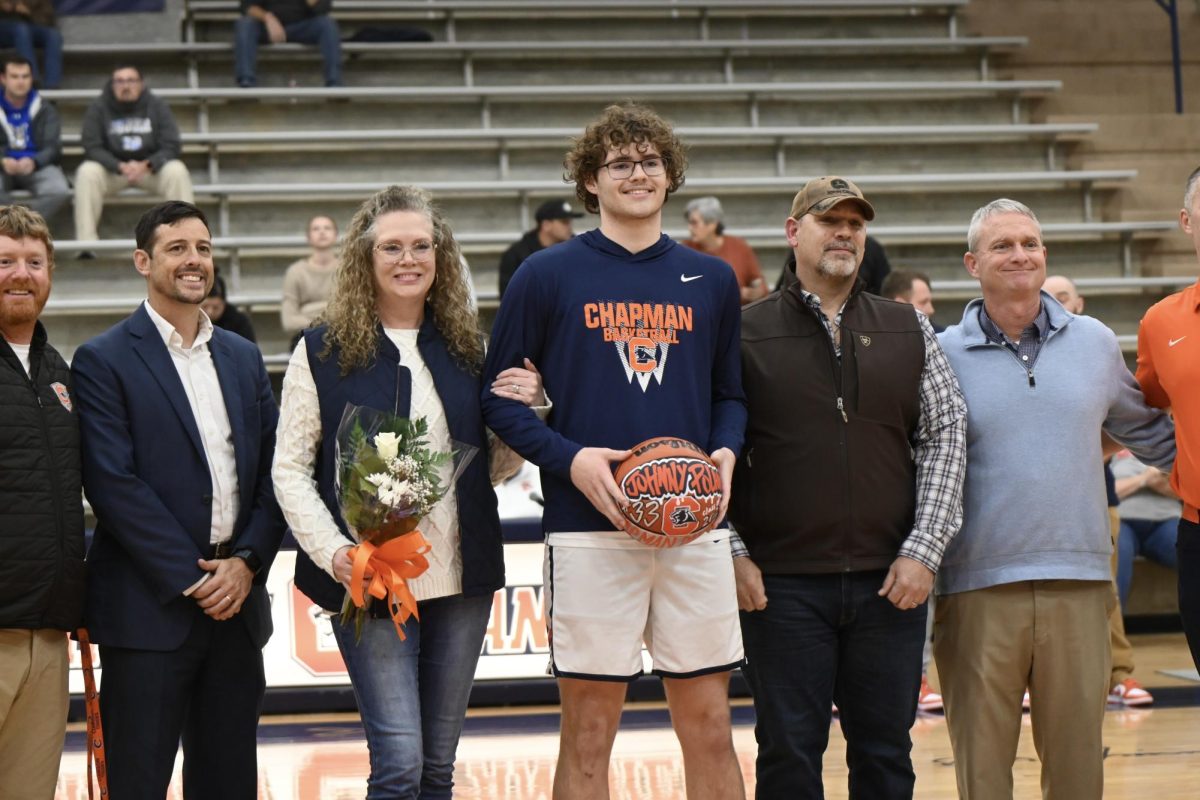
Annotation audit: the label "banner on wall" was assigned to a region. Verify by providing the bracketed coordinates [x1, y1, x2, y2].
[68, 542, 634, 695]
[66, 467, 648, 693]
[56, 0, 165, 16]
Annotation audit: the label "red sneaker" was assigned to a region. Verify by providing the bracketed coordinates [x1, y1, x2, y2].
[918, 676, 943, 712]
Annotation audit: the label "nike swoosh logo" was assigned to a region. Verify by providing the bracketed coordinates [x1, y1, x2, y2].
[680, 274, 703, 283]
[1170, 336, 1187, 347]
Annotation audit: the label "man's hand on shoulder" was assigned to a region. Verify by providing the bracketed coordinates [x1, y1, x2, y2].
[193, 556, 254, 620]
[733, 555, 767, 612]
[878, 556, 934, 610]
[569, 447, 632, 530]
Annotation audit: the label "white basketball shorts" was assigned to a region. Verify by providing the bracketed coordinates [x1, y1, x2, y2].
[543, 529, 744, 680]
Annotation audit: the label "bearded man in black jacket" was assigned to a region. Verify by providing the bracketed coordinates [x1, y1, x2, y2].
[0, 204, 85, 798]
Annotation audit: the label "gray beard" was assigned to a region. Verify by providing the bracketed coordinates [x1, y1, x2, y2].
[816, 253, 857, 280]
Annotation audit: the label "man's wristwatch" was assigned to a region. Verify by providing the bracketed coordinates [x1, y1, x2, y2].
[231, 548, 263, 576]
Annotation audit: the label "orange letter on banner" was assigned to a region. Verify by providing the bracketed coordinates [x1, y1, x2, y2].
[484, 590, 507, 653]
[507, 587, 549, 652]
[290, 582, 348, 676]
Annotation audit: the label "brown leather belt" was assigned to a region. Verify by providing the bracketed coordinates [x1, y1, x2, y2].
[208, 541, 235, 559]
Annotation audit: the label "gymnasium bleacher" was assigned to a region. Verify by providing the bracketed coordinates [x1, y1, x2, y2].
[36, 0, 1186, 368]
[32, 2, 1200, 796]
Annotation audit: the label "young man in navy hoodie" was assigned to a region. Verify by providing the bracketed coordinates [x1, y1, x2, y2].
[483, 104, 748, 799]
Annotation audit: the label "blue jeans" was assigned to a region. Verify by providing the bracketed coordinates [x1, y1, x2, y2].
[331, 592, 492, 800]
[234, 14, 342, 86]
[740, 570, 926, 800]
[1116, 517, 1178, 608]
[0, 22, 62, 88]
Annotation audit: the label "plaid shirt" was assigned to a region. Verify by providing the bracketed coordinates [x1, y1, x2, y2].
[730, 296, 967, 574]
[978, 301, 1052, 369]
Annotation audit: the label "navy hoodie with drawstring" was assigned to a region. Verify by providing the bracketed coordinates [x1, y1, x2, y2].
[482, 229, 748, 534]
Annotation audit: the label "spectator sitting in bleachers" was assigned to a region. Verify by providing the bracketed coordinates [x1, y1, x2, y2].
[202, 273, 257, 343]
[0, 0, 60, 89]
[281, 214, 337, 336]
[73, 65, 193, 248]
[681, 195, 767, 304]
[497, 198, 582, 300]
[235, 0, 342, 88]
[1112, 449, 1180, 611]
[0, 54, 68, 224]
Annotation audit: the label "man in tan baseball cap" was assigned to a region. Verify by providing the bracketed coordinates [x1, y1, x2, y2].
[727, 176, 967, 797]
[788, 175, 876, 221]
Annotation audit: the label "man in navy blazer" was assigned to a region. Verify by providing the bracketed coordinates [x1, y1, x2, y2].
[72, 201, 284, 799]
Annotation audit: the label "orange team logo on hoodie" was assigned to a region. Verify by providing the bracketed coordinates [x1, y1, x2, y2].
[582, 302, 694, 391]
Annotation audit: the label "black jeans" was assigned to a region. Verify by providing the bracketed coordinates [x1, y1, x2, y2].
[740, 570, 926, 800]
[1178, 518, 1200, 671]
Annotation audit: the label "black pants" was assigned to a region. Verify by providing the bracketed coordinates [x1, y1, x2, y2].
[1179, 518, 1200, 672]
[740, 570, 926, 800]
[99, 611, 265, 800]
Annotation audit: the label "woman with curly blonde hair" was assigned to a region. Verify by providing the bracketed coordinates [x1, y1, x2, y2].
[273, 185, 543, 797]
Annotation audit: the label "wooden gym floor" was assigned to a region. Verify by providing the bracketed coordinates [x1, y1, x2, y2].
[54, 633, 1200, 799]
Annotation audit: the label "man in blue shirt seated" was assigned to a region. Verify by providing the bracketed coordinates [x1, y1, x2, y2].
[0, 55, 68, 224]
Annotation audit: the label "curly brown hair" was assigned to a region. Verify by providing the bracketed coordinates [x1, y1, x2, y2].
[317, 186, 483, 374]
[0, 204, 54, 268]
[563, 103, 688, 214]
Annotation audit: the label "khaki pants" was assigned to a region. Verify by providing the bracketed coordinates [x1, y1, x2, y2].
[934, 581, 1111, 800]
[73, 159, 195, 241]
[1108, 506, 1135, 684]
[0, 629, 69, 800]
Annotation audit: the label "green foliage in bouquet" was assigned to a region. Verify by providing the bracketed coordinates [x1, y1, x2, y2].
[339, 415, 452, 536]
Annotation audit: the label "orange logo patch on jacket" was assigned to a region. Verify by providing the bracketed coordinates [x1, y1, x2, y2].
[50, 381, 73, 412]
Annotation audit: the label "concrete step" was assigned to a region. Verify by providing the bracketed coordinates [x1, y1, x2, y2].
[184, 0, 970, 44]
[43, 79, 1060, 134]
[59, 36, 1023, 90]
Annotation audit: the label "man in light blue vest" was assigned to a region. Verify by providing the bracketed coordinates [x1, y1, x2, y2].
[933, 198, 1175, 799]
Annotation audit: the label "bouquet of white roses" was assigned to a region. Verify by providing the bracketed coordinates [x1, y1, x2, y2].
[335, 404, 477, 640]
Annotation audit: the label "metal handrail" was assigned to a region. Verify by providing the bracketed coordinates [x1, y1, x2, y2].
[1153, 0, 1183, 113]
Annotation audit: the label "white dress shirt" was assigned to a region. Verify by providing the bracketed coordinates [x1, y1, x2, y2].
[144, 301, 240, 547]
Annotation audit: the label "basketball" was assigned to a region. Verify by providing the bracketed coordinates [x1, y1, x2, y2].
[612, 437, 724, 547]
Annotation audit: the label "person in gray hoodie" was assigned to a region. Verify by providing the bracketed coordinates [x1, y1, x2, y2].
[73, 64, 193, 244]
[934, 198, 1176, 800]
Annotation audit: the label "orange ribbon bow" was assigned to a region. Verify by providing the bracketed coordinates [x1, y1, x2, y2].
[348, 530, 431, 640]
